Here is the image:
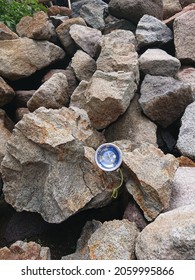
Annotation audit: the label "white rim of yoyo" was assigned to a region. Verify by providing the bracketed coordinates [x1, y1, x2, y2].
[95, 143, 122, 172]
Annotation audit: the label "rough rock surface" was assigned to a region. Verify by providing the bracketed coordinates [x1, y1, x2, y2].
[0, 241, 50, 260]
[177, 101, 195, 159]
[87, 220, 139, 260]
[71, 0, 107, 17]
[177, 67, 195, 100]
[108, 0, 163, 23]
[71, 50, 97, 82]
[80, 2, 106, 30]
[105, 94, 157, 147]
[96, 30, 139, 83]
[27, 73, 69, 111]
[139, 74, 193, 127]
[174, 10, 195, 62]
[163, 0, 182, 19]
[180, 0, 195, 7]
[16, 11, 55, 40]
[14, 90, 35, 108]
[0, 22, 18, 40]
[69, 24, 102, 58]
[169, 167, 195, 210]
[70, 70, 137, 129]
[0, 110, 13, 166]
[56, 18, 86, 56]
[136, 15, 173, 49]
[0, 38, 65, 80]
[64, 220, 139, 260]
[0, 77, 15, 106]
[136, 204, 195, 259]
[62, 220, 102, 260]
[1, 107, 122, 223]
[139, 48, 181, 77]
[123, 143, 179, 221]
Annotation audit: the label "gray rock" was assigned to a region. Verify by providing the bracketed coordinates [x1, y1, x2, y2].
[103, 18, 136, 35]
[87, 220, 139, 260]
[139, 74, 193, 127]
[180, 0, 195, 7]
[136, 204, 195, 259]
[108, 0, 163, 24]
[0, 240, 51, 260]
[139, 48, 181, 77]
[177, 101, 195, 159]
[72, 0, 107, 17]
[163, 0, 182, 19]
[70, 70, 137, 130]
[124, 143, 179, 221]
[14, 90, 35, 108]
[71, 50, 96, 81]
[136, 15, 173, 49]
[105, 94, 157, 147]
[56, 18, 86, 56]
[96, 30, 139, 83]
[62, 220, 102, 260]
[15, 108, 30, 122]
[177, 67, 195, 100]
[0, 38, 65, 81]
[27, 73, 69, 112]
[174, 10, 195, 63]
[0, 22, 18, 40]
[0, 77, 15, 106]
[69, 24, 102, 58]
[169, 167, 195, 210]
[1, 107, 120, 223]
[16, 11, 55, 41]
[80, 2, 106, 30]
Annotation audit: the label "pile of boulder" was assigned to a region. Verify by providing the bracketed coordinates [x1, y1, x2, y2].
[0, 0, 195, 260]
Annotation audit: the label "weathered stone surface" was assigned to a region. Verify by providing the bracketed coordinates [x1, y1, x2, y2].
[0, 110, 13, 166]
[27, 73, 69, 111]
[123, 200, 149, 231]
[0, 77, 15, 106]
[124, 143, 179, 221]
[80, 2, 106, 30]
[56, 18, 86, 56]
[71, 0, 107, 17]
[41, 67, 78, 96]
[139, 74, 193, 127]
[71, 70, 137, 130]
[69, 24, 102, 58]
[174, 10, 195, 63]
[178, 156, 195, 167]
[139, 49, 181, 77]
[163, 3, 195, 26]
[47, 5, 72, 17]
[105, 94, 157, 147]
[103, 18, 136, 35]
[88, 220, 139, 260]
[136, 204, 195, 259]
[14, 90, 35, 108]
[16, 11, 55, 40]
[96, 30, 139, 83]
[0, 38, 65, 81]
[15, 108, 30, 122]
[108, 0, 163, 24]
[180, 0, 195, 7]
[177, 101, 195, 159]
[177, 67, 195, 100]
[62, 220, 102, 260]
[0, 241, 50, 260]
[0, 22, 18, 40]
[71, 50, 96, 81]
[163, 0, 182, 19]
[1, 107, 121, 223]
[136, 15, 173, 49]
[169, 167, 195, 210]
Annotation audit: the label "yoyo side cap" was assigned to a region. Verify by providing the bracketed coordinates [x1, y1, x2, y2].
[95, 143, 122, 172]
